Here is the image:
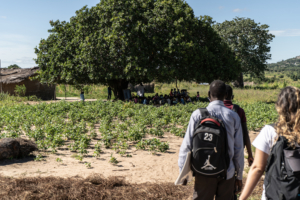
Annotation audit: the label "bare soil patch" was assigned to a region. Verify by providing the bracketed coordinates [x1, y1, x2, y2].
[0, 129, 263, 199]
[0, 133, 182, 184]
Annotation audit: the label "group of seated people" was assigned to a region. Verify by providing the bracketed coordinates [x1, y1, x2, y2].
[129, 91, 198, 105]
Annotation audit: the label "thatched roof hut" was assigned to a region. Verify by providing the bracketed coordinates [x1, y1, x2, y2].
[0, 67, 55, 100]
[0, 67, 39, 84]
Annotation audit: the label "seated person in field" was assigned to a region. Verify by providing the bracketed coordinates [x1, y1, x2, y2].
[134, 96, 138, 103]
[172, 97, 178, 105]
[143, 97, 147, 105]
[177, 89, 181, 96]
[186, 96, 191, 103]
[159, 97, 165, 105]
[196, 92, 200, 101]
[166, 95, 171, 105]
[180, 96, 185, 105]
[153, 93, 159, 103]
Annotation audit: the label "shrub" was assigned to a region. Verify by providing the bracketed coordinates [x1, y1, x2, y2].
[14, 84, 26, 97]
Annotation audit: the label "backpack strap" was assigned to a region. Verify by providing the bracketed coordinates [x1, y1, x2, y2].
[232, 104, 240, 113]
[199, 108, 209, 118]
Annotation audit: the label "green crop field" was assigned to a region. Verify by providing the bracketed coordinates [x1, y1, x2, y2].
[0, 84, 282, 199]
[0, 100, 277, 154]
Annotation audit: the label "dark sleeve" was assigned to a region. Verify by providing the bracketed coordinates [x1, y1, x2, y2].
[238, 107, 247, 123]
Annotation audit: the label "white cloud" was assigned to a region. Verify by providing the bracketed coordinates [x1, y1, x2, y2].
[0, 16, 6, 19]
[219, 6, 224, 10]
[270, 29, 300, 37]
[233, 8, 243, 13]
[0, 34, 37, 68]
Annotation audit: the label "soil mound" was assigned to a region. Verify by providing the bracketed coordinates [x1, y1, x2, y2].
[0, 174, 193, 200]
[0, 138, 37, 160]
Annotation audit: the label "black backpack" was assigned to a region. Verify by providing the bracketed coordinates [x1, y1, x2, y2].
[191, 108, 230, 179]
[264, 129, 300, 200]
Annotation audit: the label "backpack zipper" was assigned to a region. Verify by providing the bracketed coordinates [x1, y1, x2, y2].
[194, 147, 218, 155]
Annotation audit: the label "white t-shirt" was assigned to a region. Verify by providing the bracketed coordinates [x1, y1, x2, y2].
[167, 98, 171, 105]
[252, 125, 277, 200]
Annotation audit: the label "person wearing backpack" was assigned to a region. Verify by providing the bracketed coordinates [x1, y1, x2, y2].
[178, 80, 244, 200]
[240, 86, 300, 200]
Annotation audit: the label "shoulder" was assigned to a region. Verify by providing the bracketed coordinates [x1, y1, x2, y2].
[261, 124, 277, 138]
[191, 109, 201, 120]
[223, 106, 240, 120]
[252, 124, 277, 154]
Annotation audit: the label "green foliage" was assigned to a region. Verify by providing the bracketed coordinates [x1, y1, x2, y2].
[213, 17, 275, 78]
[109, 154, 119, 165]
[85, 162, 92, 168]
[14, 84, 26, 97]
[34, 154, 44, 161]
[236, 101, 278, 130]
[34, 0, 241, 99]
[7, 64, 21, 69]
[136, 138, 169, 154]
[0, 98, 278, 163]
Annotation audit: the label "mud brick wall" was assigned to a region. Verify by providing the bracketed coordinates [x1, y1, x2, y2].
[1, 79, 55, 100]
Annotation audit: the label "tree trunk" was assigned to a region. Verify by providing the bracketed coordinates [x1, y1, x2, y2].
[0, 138, 38, 160]
[110, 79, 129, 100]
[233, 73, 244, 88]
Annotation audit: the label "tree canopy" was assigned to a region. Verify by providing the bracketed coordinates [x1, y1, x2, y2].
[213, 17, 275, 87]
[7, 64, 21, 69]
[35, 0, 241, 99]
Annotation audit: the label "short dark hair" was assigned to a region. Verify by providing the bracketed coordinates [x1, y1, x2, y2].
[225, 85, 233, 99]
[209, 80, 226, 100]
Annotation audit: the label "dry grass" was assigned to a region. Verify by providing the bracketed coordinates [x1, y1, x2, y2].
[0, 174, 193, 200]
[0, 173, 264, 200]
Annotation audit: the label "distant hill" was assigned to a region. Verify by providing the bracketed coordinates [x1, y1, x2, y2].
[268, 56, 300, 72]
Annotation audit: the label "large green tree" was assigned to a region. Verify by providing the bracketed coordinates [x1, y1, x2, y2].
[35, 0, 241, 99]
[213, 17, 275, 87]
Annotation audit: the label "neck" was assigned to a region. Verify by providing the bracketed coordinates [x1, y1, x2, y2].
[210, 98, 223, 102]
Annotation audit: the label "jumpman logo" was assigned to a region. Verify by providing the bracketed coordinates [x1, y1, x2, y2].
[201, 155, 216, 170]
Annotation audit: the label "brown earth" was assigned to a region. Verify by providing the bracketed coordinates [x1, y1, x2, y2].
[0, 130, 262, 199]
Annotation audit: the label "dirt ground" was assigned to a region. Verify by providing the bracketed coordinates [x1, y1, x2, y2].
[0, 131, 260, 182]
[0, 128, 263, 199]
[0, 133, 183, 184]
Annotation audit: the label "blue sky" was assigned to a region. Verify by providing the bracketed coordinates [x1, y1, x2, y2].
[0, 0, 299, 68]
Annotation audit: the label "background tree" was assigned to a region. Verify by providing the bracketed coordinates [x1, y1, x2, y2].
[35, 0, 241, 99]
[213, 17, 275, 87]
[7, 64, 21, 69]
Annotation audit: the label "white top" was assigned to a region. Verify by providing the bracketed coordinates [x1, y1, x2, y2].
[136, 85, 144, 97]
[167, 99, 171, 105]
[252, 125, 277, 200]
